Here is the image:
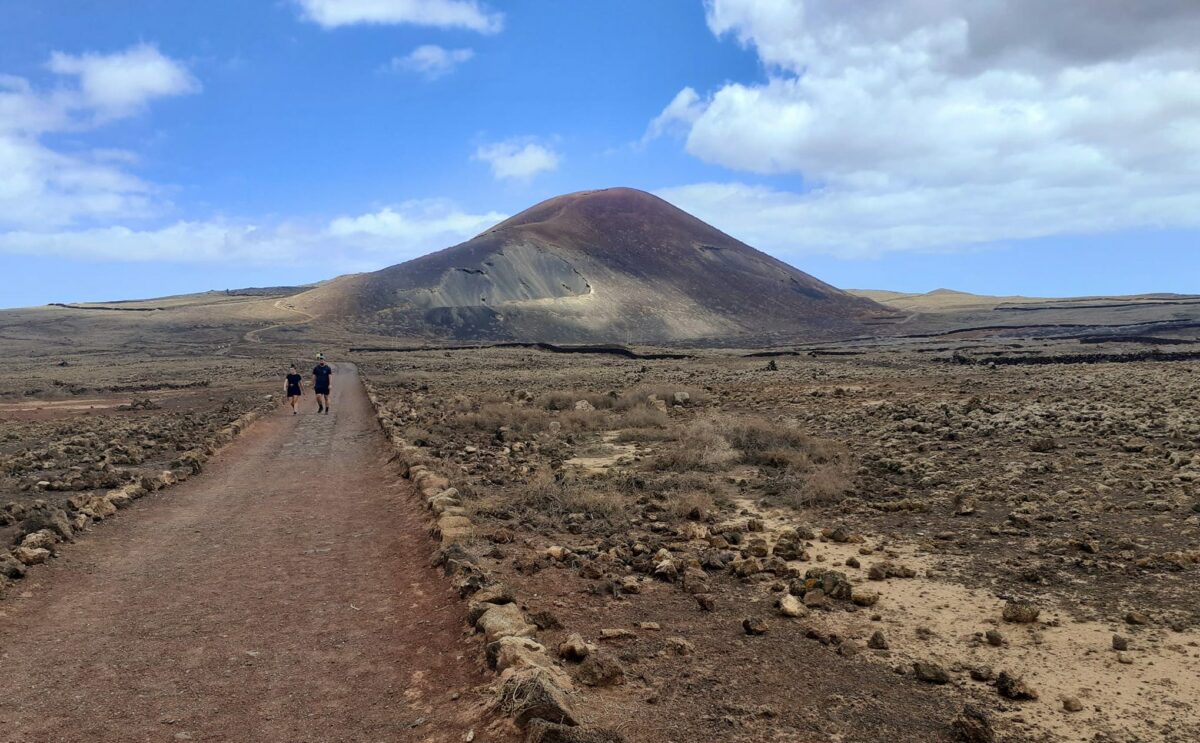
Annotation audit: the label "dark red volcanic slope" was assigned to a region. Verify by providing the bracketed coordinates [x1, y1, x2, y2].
[293, 187, 894, 344]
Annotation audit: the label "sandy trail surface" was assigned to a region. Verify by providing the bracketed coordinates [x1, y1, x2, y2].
[0, 365, 494, 742]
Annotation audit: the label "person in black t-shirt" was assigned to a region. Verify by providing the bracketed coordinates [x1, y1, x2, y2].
[313, 353, 333, 414]
[285, 364, 303, 414]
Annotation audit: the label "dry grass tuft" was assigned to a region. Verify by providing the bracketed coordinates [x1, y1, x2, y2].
[654, 420, 736, 472]
[474, 472, 630, 531]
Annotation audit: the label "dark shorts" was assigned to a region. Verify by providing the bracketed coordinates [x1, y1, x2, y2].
[286, 388, 301, 398]
[314, 385, 330, 395]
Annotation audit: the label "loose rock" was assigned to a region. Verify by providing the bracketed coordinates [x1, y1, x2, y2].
[742, 617, 768, 636]
[1001, 600, 1040, 624]
[913, 661, 950, 684]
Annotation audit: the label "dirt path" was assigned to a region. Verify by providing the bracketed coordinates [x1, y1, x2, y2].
[0, 365, 498, 743]
[242, 300, 313, 345]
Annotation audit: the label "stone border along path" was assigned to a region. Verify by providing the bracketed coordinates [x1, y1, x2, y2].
[0, 364, 502, 742]
[363, 377, 621, 742]
[1, 400, 273, 587]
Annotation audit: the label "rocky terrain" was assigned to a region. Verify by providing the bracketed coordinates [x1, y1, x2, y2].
[0, 353, 282, 594]
[356, 337, 1200, 743]
[4, 263, 1199, 741]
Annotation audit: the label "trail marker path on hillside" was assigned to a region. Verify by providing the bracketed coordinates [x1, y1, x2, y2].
[0, 366, 495, 742]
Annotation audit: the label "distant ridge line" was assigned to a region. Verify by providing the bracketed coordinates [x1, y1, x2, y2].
[348, 341, 693, 360]
[48, 303, 160, 312]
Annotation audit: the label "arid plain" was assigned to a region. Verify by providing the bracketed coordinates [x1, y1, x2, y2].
[3, 286, 1199, 743]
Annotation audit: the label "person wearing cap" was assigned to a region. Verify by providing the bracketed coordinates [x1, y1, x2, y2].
[312, 353, 333, 414]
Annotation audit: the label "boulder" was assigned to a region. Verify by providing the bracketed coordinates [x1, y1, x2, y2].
[802, 589, 828, 608]
[20, 529, 58, 554]
[13, 546, 51, 566]
[1001, 600, 1040, 624]
[952, 705, 995, 743]
[574, 652, 625, 687]
[996, 671, 1038, 700]
[913, 661, 950, 684]
[77, 494, 117, 520]
[558, 633, 592, 662]
[0, 552, 27, 579]
[598, 628, 635, 641]
[773, 535, 804, 561]
[652, 557, 678, 581]
[491, 637, 573, 689]
[435, 514, 474, 545]
[477, 604, 537, 643]
[818, 569, 852, 600]
[742, 617, 768, 635]
[467, 583, 516, 624]
[499, 670, 577, 726]
[16, 506, 73, 542]
[851, 588, 880, 607]
[777, 594, 808, 618]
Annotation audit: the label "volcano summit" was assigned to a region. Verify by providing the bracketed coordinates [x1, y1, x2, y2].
[293, 187, 891, 344]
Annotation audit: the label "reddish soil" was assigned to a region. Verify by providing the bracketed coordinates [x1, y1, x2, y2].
[0, 366, 503, 742]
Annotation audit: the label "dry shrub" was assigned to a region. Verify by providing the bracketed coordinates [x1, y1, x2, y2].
[461, 404, 549, 434]
[458, 403, 607, 436]
[614, 427, 675, 444]
[788, 464, 854, 507]
[725, 418, 811, 462]
[613, 384, 708, 411]
[725, 417, 844, 467]
[724, 416, 855, 508]
[402, 425, 435, 446]
[537, 391, 616, 411]
[664, 489, 716, 520]
[619, 406, 669, 429]
[654, 420, 735, 472]
[556, 408, 608, 432]
[488, 472, 629, 528]
[759, 454, 855, 509]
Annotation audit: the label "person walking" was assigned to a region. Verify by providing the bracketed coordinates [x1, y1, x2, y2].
[313, 353, 333, 414]
[285, 364, 303, 414]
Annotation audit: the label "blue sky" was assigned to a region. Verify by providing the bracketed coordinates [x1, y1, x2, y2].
[2, 0, 1198, 308]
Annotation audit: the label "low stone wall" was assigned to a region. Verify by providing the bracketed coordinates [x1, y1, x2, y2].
[0, 406, 270, 593]
[361, 377, 618, 743]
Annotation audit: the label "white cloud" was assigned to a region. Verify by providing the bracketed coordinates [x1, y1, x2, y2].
[0, 201, 508, 266]
[388, 45, 474, 79]
[328, 198, 505, 246]
[473, 139, 560, 181]
[644, 87, 703, 142]
[0, 42, 504, 269]
[47, 43, 198, 119]
[648, 0, 1200, 255]
[295, 0, 502, 33]
[0, 45, 197, 230]
[657, 180, 1200, 260]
